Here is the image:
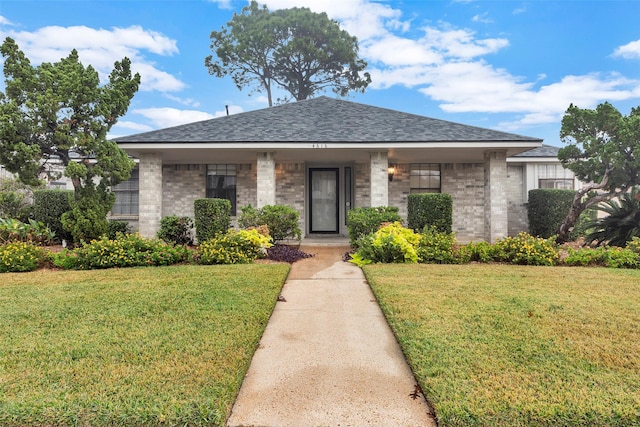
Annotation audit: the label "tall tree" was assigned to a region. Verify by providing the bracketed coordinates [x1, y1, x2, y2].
[556, 102, 640, 243]
[0, 37, 141, 242]
[205, 0, 371, 106]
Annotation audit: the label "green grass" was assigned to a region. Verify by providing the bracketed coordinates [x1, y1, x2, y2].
[364, 264, 640, 427]
[0, 264, 289, 426]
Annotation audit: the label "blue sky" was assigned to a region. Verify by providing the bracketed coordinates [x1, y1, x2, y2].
[1, 0, 640, 146]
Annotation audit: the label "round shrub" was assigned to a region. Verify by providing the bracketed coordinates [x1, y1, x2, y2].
[52, 233, 189, 270]
[346, 206, 402, 248]
[238, 205, 301, 242]
[157, 215, 193, 245]
[197, 228, 273, 265]
[0, 242, 48, 273]
[457, 241, 495, 263]
[350, 222, 420, 267]
[417, 226, 457, 264]
[107, 220, 131, 240]
[492, 232, 559, 266]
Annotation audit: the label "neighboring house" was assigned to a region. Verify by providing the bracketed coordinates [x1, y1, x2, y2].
[114, 96, 557, 243]
[506, 145, 578, 236]
[0, 162, 72, 190]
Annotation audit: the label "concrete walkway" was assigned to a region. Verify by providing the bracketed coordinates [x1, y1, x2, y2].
[227, 246, 437, 427]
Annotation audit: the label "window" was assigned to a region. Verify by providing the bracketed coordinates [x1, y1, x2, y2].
[537, 164, 574, 190]
[112, 167, 139, 215]
[206, 164, 237, 215]
[410, 163, 441, 193]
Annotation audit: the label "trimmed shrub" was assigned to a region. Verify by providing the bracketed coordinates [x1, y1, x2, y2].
[52, 233, 189, 270]
[0, 241, 48, 273]
[564, 246, 639, 269]
[157, 215, 193, 245]
[33, 189, 72, 243]
[457, 241, 495, 263]
[407, 193, 453, 233]
[238, 204, 301, 241]
[194, 198, 231, 243]
[492, 232, 559, 266]
[350, 222, 420, 267]
[417, 226, 457, 264]
[61, 186, 114, 244]
[107, 220, 131, 240]
[346, 206, 401, 247]
[527, 189, 575, 238]
[196, 228, 273, 265]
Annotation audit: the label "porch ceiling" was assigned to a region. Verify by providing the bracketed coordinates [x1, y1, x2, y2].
[121, 143, 539, 165]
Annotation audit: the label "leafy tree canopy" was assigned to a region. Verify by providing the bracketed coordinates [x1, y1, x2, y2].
[556, 102, 640, 242]
[205, 1, 371, 106]
[0, 37, 141, 241]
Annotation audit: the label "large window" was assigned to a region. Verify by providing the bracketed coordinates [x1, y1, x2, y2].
[206, 164, 237, 215]
[410, 163, 441, 193]
[537, 164, 574, 190]
[112, 167, 139, 215]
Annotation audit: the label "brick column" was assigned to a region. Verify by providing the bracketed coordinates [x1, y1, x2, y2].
[138, 152, 163, 238]
[257, 152, 275, 208]
[484, 150, 508, 243]
[370, 151, 389, 207]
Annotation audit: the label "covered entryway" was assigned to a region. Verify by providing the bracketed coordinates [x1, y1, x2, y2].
[308, 166, 353, 235]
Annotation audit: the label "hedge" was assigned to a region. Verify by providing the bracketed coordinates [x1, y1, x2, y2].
[407, 193, 452, 233]
[346, 206, 401, 247]
[194, 198, 231, 243]
[32, 189, 73, 243]
[527, 189, 575, 238]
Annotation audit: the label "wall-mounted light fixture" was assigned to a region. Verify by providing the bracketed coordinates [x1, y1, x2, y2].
[388, 165, 396, 182]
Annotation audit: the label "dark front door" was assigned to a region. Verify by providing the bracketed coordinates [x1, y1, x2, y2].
[309, 168, 339, 233]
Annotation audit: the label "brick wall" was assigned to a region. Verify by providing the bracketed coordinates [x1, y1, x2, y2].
[442, 163, 485, 242]
[276, 162, 306, 233]
[370, 152, 389, 206]
[507, 164, 528, 235]
[484, 151, 508, 242]
[138, 153, 162, 238]
[162, 165, 205, 218]
[237, 164, 257, 210]
[354, 162, 370, 209]
[388, 163, 409, 219]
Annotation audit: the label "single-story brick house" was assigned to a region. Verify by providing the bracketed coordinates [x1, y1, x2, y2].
[112, 96, 575, 242]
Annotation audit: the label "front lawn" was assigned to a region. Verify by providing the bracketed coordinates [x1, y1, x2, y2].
[364, 264, 640, 427]
[0, 264, 289, 426]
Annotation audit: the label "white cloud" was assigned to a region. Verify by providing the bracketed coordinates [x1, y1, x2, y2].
[133, 108, 216, 128]
[1, 24, 184, 92]
[0, 15, 15, 26]
[513, 6, 527, 15]
[164, 94, 201, 108]
[613, 39, 640, 59]
[133, 105, 244, 128]
[208, 0, 233, 8]
[134, 63, 186, 92]
[361, 35, 442, 66]
[116, 121, 155, 132]
[472, 13, 493, 24]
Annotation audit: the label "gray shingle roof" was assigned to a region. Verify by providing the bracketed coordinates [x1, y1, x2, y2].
[513, 144, 560, 157]
[114, 96, 542, 143]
